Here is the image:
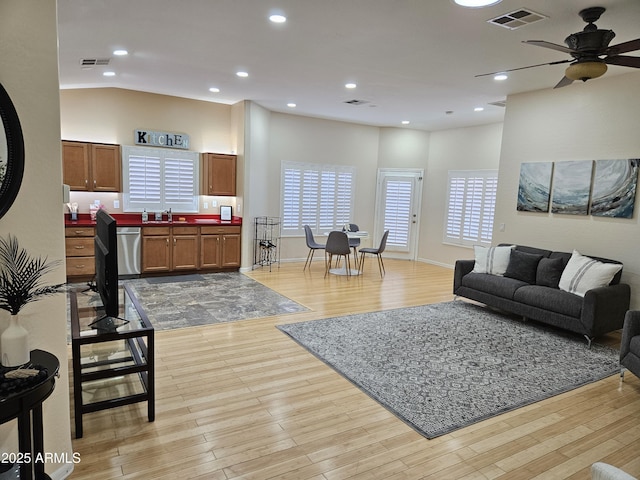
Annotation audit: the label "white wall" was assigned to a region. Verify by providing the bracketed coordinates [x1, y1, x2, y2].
[493, 71, 640, 308]
[419, 123, 504, 267]
[266, 113, 381, 261]
[0, 1, 73, 477]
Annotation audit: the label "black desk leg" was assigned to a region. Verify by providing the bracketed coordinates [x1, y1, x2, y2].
[33, 404, 45, 479]
[17, 410, 33, 480]
[72, 340, 83, 439]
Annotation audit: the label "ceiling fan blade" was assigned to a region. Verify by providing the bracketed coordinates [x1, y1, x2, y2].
[475, 59, 572, 78]
[605, 38, 640, 55]
[554, 76, 575, 89]
[523, 40, 575, 54]
[605, 55, 640, 68]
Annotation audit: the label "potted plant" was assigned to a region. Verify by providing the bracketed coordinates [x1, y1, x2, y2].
[0, 234, 63, 367]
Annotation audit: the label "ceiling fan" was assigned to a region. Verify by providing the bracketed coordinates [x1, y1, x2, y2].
[477, 6, 640, 88]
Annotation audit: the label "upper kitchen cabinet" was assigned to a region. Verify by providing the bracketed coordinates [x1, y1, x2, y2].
[201, 153, 236, 196]
[62, 140, 122, 192]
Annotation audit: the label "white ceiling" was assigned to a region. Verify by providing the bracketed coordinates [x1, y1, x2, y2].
[57, 0, 640, 132]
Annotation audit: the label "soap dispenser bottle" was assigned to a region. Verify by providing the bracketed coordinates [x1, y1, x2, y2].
[142, 208, 148, 223]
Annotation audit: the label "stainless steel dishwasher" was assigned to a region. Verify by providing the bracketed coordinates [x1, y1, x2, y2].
[116, 227, 141, 276]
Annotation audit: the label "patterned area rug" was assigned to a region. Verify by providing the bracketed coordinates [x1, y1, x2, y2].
[121, 272, 307, 330]
[277, 301, 620, 439]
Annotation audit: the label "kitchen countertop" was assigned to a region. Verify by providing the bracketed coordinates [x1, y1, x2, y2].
[64, 213, 242, 227]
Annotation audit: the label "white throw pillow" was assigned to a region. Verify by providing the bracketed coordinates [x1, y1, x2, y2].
[472, 245, 514, 276]
[558, 250, 622, 297]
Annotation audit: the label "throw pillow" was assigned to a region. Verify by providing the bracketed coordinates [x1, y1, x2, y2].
[472, 245, 515, 276]
[504, 250, 543, 284]
[558, 250, 622, 297]
[536, 257, 564, 289]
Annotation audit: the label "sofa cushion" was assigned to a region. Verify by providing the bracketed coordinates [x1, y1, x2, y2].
[559, 250, 623, 297]
[504, 250, 543, 284]
[461, 272, 527, 299]
[513, 285, 583, 318]
[536, 257, 564, 288]
[472, 245, 515, 276]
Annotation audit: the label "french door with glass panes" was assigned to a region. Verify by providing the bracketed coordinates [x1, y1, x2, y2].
[374, 169, 423, 260]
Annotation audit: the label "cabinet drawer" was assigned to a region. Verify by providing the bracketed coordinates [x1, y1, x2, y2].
[200, 226, 241, 235]
[66, 227, 95, 237]
[142, 226, 171, 236]
[172, 226, 198, 235]
[66, 257, 96, 276]
[66, 238, 95, 257]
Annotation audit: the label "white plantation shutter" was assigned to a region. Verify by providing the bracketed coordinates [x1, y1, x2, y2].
[383, 179, 412, 249]
[123, 146, 199, 213]
[444, 170, 498, 247]
[281, 161, 355, 236]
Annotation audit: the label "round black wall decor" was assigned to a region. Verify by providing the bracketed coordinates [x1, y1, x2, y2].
[0, 82, 25, 220]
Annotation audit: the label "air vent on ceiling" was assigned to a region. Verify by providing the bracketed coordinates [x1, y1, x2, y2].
[488, 8, 547, 30]
[344, 99, 370, 106]
[80, 58, 111, 66]
[488, 100, 507, 108]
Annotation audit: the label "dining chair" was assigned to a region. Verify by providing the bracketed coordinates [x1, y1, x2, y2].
[303, 225, 325, 271]
[359, 230, 390, 277]
[324, 231, 353, 277]
[345, 223, 361, 262]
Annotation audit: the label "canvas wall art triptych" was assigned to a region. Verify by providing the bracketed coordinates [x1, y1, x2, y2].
[517, 159, 639, 218]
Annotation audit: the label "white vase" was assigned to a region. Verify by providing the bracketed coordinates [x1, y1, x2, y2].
[1, 314, 30, 367]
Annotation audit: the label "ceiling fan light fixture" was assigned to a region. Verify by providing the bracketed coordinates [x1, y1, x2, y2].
[565, 61, 607, 82]
[454, 0, 502, 7]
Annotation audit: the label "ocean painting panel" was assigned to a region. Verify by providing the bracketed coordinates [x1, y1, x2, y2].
[517, 162, 553, 212]
[590, 159, 639, 218]
[551, 160, 593, 215]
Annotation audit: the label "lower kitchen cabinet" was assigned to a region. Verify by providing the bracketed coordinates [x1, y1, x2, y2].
[65, 226, 96, 280]
[142, 225, 240, 274]
[200, 226, 241, 269]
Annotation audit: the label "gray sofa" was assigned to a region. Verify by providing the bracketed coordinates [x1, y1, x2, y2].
[453, 244, 631, 345]
[621, 310, 640, 380]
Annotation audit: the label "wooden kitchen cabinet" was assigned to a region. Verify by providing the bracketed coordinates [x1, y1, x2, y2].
[142, 226, 199, 273]
[171, 226, 199, 271]
[65, 226, 96, 280]
[200, 226, 241, 269]
[62, 141, 121, 192]
[201, 153, 236, 196]
[141, 227, 171, 273]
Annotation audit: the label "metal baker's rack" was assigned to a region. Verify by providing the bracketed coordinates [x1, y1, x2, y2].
[253, 216, 281, 271]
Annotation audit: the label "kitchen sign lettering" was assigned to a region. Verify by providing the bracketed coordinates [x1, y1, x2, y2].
[135, 129, 190, 149]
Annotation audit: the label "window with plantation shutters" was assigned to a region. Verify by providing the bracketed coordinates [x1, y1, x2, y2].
[444, 170, 498, 247]
[122, 146, 199, 213]
[281, 161, 355, 236]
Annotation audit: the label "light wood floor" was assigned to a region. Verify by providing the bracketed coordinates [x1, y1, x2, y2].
[68, 259, 640, 479]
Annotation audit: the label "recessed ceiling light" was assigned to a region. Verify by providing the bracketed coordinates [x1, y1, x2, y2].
[236, 71, 249, 78]
[287, 103, 297, 108]
[113, 49, 128, 56]
[269, 14, 287, 23]
[209, 87, 220, 93]
[454, 0, 502, 7]
[345, 83, 357, 89]
[401, 120, 410, 125]
[494, 73, 508, 81]
[474, 107, 484, 112]
[103, 71, 116, 77]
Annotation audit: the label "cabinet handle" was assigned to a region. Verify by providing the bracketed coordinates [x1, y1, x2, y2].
[85, 179, 88, 186]
[75, 245, 85, 249]
[174, 238, 176, 245]
[74, 230, 84, 234]
[94, 180, 96, 187]
[166, 239, 169, 246]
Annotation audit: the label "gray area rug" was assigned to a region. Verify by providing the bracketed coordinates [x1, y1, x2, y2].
[277, 301, 620, 439]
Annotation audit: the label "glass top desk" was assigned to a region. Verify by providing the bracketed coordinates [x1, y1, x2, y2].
[69, 284, 154, 438]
